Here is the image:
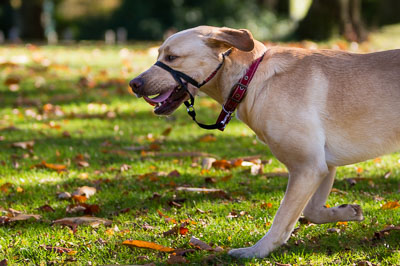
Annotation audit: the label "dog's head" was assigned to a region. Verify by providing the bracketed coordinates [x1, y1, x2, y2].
[129, 26, 254, 115]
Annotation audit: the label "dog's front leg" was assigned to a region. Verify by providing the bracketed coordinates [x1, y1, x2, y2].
[229, 164, 328, 258]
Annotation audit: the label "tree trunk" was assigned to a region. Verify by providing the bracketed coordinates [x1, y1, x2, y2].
[20, 0, 44, 40]
[295, 0, 366, 42]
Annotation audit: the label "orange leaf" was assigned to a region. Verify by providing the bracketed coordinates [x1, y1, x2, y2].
[42, 161, 67, 171]
[261, 202, 273, 209]
[373, 158, 381, 164]
[72, 195, 87, 203]
[0, 182, 12, 193]
[337, 221, 348, 226]
[212, 160, 231, 170]
[198, 134, 217, 142]
[179, 227, 189, 235]
[381, 201, 400, 210]
[356, 167, 364, 174]
[122, 240, 175, 252]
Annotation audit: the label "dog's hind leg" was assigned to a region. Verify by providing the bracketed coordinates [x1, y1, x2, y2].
[302, 166, 364, 224]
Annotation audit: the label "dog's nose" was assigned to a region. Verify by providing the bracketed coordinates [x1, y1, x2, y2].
[129, 77, 144, 94]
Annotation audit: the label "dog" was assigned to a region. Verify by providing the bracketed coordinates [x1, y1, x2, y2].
[129, 26, 400, 258]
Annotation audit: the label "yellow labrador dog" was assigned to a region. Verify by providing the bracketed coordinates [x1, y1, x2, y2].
[130, 26, 400, 258]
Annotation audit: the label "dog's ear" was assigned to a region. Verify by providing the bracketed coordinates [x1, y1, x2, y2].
[206, 27, 254, 52]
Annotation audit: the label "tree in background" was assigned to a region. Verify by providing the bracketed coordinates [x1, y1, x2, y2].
[294, 0, 366, 42]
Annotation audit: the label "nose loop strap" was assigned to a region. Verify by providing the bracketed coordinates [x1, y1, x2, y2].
[153, 48, 252, 131]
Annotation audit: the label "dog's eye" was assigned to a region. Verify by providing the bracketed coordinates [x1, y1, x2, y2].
[166, 55, 178, 62]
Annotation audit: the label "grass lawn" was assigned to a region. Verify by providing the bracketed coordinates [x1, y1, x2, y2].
[0, 28, 400, 265]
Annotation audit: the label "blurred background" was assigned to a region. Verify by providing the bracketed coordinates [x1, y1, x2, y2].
[0, 0, 400, 44]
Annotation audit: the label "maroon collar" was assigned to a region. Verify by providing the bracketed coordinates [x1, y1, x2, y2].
[215, 52, 265, 131]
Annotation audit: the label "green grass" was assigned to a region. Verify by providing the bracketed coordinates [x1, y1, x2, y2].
[0, 32, 400, 265]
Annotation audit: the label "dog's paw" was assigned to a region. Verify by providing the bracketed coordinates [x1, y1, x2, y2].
[338, 204, 364, 221]
[228, 246, 269, 258]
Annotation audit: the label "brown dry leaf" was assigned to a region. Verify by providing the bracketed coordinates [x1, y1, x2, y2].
[57, 192, 71, 200]
[373, 225, 400, 240]
[168, 170, 180, 177]
[199, 134, 217, 142]
[37, 204, 55, 212]
[0, 259, 7, 266]
[40, 244, 74, 254]
[189, 236, 213, 251]
[162, 223, 188, 237]
[4, 76, 21, 86]
[201, 157, 217, 170]
[66, 203, 100, 215]
[8, 213, 41, 222]
[11, 140, 35, 150]
[72, 186, 96, 198]
[122, 240, 175, 253]
[53, 217, 112, 227]
[157, 210, 177, 224]
[212, 159, 231, 170]
[162, 127, 172, 136]
[176, 187, 226, 193]
[381, 201, 400, 210]
[0, 182, 12, 193]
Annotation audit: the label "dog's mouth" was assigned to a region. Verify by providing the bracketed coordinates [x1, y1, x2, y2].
[142, 84, 189, 115]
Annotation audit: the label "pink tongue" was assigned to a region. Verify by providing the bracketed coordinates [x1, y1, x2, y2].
[143, 89, 174, 104]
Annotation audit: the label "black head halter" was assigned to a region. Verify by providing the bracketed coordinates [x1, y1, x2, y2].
[154, 49, 232, 130]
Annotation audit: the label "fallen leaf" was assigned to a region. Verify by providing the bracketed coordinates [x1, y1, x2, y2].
[168, 170, 180, 177]
[261, 202, 273, 209]
[189, 236, 213, 251]
[4, 213, 41, 223]
[201, 157, 217, 170]
[4, 75, 21, 86]
[161, 127, 172, 136]
[0, 182, 12, 193]
[66, 203, 100, 215]
[37, 204, 55, 212]
[162, 223, 188, 237]
[72, 195, 87, 203]
[122, 240, 175, 252]
[57, 192, 71, 200]
[327, 228, 340, 233]
[212, 159, 231, 170]
[12, 140, 35, 150]
[373, 225, 400, 240]
[381, 201, 400, 210]
[40, 245, 74, 254]
[72, 186, 97, 198]
[176, 187, 226, 193]
[53, 217, 112, 228]
[0, 259, 8, 266]
[34, 161, 67, 172]
[199, 134, 217, 142]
